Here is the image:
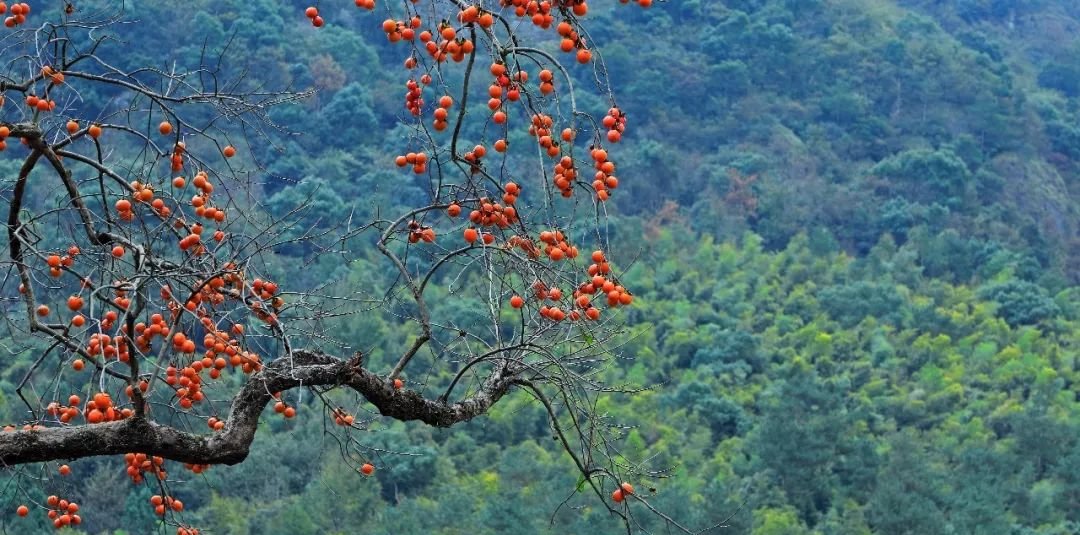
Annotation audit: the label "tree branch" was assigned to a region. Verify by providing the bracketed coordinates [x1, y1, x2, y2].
[0, 349, 514, 466]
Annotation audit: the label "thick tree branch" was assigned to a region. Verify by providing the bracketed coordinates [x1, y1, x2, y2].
[0, 349, 514, 466]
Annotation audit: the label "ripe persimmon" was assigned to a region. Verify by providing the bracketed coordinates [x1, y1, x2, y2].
[222, 145, 236, 158]
[463, 228, 478, 243]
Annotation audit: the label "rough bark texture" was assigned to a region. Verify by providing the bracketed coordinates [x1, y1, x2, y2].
[0, 350, 514, 466]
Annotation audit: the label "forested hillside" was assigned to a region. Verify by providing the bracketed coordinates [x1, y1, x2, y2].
[1, 1, 1077, 534]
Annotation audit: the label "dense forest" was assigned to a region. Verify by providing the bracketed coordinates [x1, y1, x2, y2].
[0, 0, 1077, 534]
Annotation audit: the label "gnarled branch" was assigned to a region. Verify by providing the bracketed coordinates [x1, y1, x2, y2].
[0, 349, 514, 466]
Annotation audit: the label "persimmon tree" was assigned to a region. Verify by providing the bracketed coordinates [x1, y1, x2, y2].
[0, 1, 710, 533]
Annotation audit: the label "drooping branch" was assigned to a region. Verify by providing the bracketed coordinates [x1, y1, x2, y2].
[0, 349, 515, 466]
